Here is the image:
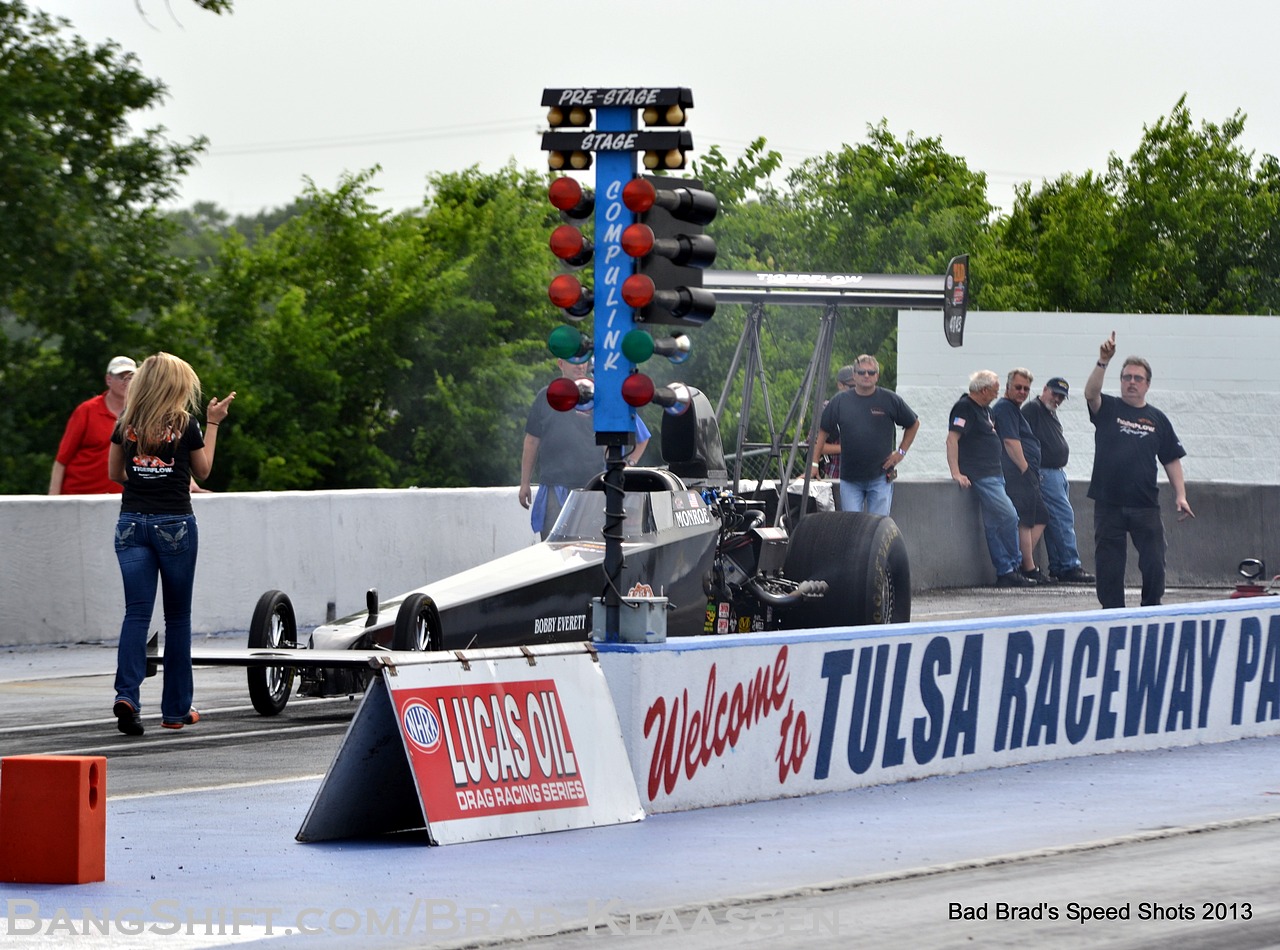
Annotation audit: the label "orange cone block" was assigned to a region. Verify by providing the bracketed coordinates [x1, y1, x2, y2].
[0, 755, 106, 884]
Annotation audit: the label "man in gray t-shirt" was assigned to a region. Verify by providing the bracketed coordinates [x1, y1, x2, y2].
[519, 358, 650, 540]
[813, 354, 919, 515]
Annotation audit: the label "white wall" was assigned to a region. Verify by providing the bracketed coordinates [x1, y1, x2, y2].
[895, 310, 1280, 484]
[2, 489, 531, 646]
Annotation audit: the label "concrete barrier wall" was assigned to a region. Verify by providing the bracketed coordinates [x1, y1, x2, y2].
[1, 489, 531, 647]
[2, 481, 1273, 647]
[888, 479, 1280, 590]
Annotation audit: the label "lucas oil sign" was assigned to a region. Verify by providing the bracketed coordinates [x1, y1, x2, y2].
[298, 644, 641, 845]
[399, 679, 588, 820]
[389, 646, 641, 843]
[598, 599, 1280, 813]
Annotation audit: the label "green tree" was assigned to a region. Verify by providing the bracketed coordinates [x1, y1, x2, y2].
[783, 120, 993, 276]
[985, 172, 1117, 312]
[988, 97, 1280, 316]
[390, 164, 567, 487]
[1109, 96, 1280, 314]
[0, 1, 204, 493]
[175, 165, 559, 491]
[172, 172, 430, 490]
[691, 126, 991, 455]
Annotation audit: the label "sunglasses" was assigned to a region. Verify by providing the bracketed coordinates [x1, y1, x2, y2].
[1120, 373, 1148, 383]
[854, 369, 878, 376]
[1011, 384, 1030, 392]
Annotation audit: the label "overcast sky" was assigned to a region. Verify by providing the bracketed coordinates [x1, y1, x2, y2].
[32, 0, 1280, 217]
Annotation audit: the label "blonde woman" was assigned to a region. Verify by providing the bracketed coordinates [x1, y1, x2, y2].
[108, 353, 236, 735]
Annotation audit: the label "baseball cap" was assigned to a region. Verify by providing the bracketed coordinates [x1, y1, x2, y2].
[106, 356, 137, 376]
[1046, 377, 1070, 398]
[837, 365, 856, 385]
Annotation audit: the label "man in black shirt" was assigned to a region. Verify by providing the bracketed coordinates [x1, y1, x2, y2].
[1022, 376, 1095, 584]
[813, 354, 919, 515]
[946, 370, 1032, 587]
[1084, 332, 1193, 608]
[992, 368, 1051, 583]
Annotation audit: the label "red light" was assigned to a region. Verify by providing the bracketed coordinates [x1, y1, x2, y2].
[622, 177, 656, 213]
[546, 377, 582, 412]
[620, 224, 654, 258]
[621, 373, 656, 407]
[548, 177, 583, 212]
[621, 274, 655, 308]
[548, 274, 584, 309]
[550, 225, 586, 261]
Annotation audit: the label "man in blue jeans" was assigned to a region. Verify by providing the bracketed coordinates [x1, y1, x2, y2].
[813, 355, 919, 515]
[946, 370, 1034, 587]
[1021, 376, 1095, 584]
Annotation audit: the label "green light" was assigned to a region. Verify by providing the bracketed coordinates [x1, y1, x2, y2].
[548, 325, 590, 361]
[621, 329, 655, 363]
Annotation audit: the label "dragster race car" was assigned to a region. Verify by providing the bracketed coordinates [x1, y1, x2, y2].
[219, 388, 911, 716]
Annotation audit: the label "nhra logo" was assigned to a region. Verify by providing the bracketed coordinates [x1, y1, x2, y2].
[401, 700, 443, 753]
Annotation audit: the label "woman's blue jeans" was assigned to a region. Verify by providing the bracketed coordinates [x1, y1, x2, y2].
[113, 513, 198, 723]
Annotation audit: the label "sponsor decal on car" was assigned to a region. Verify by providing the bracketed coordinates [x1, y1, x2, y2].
[532, 613, 588, 636]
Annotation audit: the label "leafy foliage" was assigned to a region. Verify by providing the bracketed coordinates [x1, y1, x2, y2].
[0, 1, 204, 492]
[3, 1, 1278, 495]
[988, 96, 1280, 316]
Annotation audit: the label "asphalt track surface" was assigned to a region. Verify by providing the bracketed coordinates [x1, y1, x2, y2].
[2, 585, 1279, 949]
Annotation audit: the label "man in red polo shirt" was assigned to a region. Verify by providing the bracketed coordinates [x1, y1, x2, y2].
[48, 356, 136, 495]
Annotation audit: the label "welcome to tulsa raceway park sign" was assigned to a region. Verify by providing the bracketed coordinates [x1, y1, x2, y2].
[299, 598, 1280, 843]
[599, 597, 1280, 813]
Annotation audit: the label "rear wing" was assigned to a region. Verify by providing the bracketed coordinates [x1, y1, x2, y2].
[703, 254, 970, 347]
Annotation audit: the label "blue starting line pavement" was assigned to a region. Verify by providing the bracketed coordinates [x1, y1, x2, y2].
[2, 735, 1280, 947]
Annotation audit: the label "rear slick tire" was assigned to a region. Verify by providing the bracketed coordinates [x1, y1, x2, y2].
[781, 511, 911, 628]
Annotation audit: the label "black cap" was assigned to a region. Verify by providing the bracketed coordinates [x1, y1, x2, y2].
[1046, 377, 1069, 398]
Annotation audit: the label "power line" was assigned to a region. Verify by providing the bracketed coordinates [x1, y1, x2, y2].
[208, 117, 536, 157]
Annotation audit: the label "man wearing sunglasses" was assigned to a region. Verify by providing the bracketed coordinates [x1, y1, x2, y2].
[813, 354, 919, 516]
[1084, 332, 1193, 608]
[992, 368, 1052, 584]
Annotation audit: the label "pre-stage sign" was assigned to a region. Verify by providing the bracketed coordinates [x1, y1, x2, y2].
[298, 644, 641, 845]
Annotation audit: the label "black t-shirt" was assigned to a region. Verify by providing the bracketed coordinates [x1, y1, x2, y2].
[947, 394, 1003, 479]
[1022, 397, 1070, 470]
[991, 397, 1041, 478]
[818, 387, 918, 482]
[1087, 393, 1186, 508]
[113, 417, 204, 515]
